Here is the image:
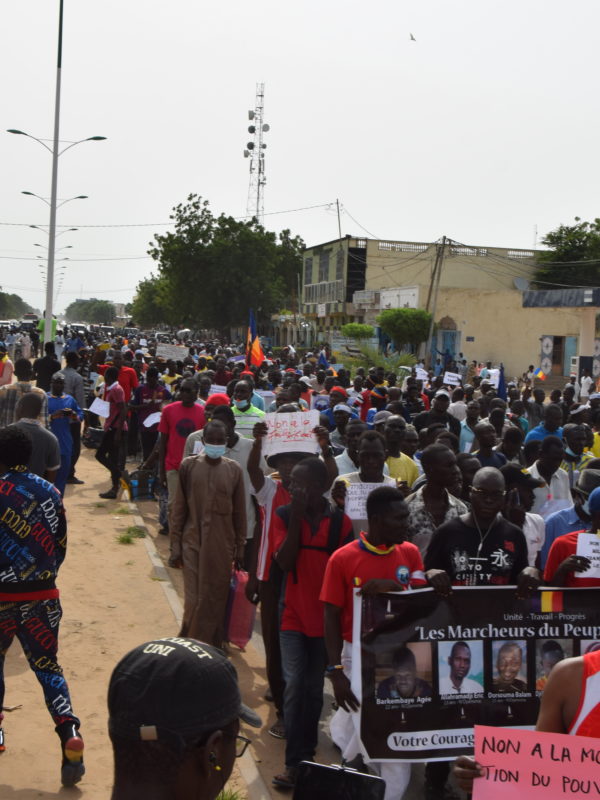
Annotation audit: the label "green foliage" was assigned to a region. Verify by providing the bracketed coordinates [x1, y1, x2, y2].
[534, 217, 600, 287]
[130, 274, 174, 328]
[334, 344, 415, 375]
[64, 298, 115, 324]
[0, 291, 35, 319]
[377, 308, 431, 349]
[340, 322, 375, 341]
[146, 195, 304, 330]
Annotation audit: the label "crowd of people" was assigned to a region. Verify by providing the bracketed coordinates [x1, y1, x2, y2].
[1, 324, 600, 798]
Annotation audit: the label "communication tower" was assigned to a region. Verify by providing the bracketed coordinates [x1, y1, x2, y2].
[243, 83, 269, 225]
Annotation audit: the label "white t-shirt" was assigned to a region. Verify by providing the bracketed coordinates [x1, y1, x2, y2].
[522, 511, 546, 566]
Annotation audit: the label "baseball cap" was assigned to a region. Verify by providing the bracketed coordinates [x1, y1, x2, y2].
[108, 638, 261, 747]
[333, 403, 353, 415]
[500, 464, 544, 490]
[330, 386, 348, 397]
[373, 410, 392, 425]
[589, 486, 600, 514]
[298, 376, 312, 387]
[435, 390, 451, 399]
[205, 393, 231, 407]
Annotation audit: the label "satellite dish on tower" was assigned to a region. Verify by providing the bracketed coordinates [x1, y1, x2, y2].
[513, 277, 530, 291]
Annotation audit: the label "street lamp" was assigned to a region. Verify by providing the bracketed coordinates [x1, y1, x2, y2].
[6, 0, 106, 344]
[22, 190, 88, 208]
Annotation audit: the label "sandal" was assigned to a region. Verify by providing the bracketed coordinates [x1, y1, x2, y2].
[272, 767, 297, 789]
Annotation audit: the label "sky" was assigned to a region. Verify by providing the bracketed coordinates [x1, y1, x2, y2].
[1, 0, 599, 315]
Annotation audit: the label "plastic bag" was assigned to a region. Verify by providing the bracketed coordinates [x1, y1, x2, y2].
[224, 569, 256, 651]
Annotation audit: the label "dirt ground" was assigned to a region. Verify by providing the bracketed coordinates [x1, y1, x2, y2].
[2, 448, 451, 799]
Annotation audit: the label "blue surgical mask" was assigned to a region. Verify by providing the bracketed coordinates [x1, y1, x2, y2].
[582, 499, 590, 515]
[204, 443, 227, 459]
[234, 399, 249, 410]
[565, 447, 577, 458]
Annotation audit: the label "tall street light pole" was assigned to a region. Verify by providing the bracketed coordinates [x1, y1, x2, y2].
[8, 0, 105, 344]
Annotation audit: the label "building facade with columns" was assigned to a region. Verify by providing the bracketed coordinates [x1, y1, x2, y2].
[301, 235, 596, 378]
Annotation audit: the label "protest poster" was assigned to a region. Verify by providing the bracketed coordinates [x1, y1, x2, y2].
[352, 586, 600, 762]
[208, 384, 227, 396]
[263, 410, 320, 457]
[156, 343, 189, 360]
[576, 533, 600, 580]
[345, 483, 385, 520]
[416, 368, 429, 382]
[88, 397, 110, 417]
[473, 725, 600, 799]
[143, 412, 161, 428]
[488, 368, 500, 388]
[443, 371, 461, 386]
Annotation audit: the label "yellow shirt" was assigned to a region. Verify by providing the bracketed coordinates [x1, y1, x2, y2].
[386, 454, 419, 487]
[592, 432, 600, 458]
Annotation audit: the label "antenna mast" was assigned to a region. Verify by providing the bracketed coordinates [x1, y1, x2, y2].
[243, 83, 269, 225]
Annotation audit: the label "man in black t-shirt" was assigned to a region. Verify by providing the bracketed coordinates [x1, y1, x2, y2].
[33, 341, 61, 392]
[413, 390, 461, 437]
[425, 467, 540, 588]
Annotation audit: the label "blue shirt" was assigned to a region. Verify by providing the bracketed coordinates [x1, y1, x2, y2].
[524, 424, 564, 444]
[47, 393, 82, 455]
[251, 391, 265, 411]
[459, 419, 477, 452]
[540, 506, 586, 568]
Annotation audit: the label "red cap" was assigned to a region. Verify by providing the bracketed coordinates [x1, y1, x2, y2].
[330, 386, 348, 397]
[205, 393, 231, 406]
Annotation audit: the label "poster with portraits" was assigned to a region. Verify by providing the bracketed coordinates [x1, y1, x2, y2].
[352, 586, 600, 762]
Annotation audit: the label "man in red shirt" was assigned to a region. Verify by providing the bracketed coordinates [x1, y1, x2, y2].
[96, 366, 128, 498]
[95, 351, 138, 404]
[158, 379, 205, 518]
[544, 485, 600, 586]
[271, 456, 353, 789]
[320, 485, 427, 800]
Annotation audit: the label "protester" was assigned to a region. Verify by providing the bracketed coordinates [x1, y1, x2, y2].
[448, 388, 467, 421]
[0, 426, 84, 786]
[95, 350, 139, 404]
[543, 486, 600, 586]
[60, 352, 86, 485]
[0, 357, 48, 429]
[471, 420, 507, 468]
[406, 444, 468, 557]
[107, 637, 260, 800]
[413, 390, 461, 437]
[47, 372, 83, 496]
[33, 341, 61, 392]
[169, 419, 246, 647]
[541, 468, 600, 567]
[456, 452, 481, 505]
[383, 415, 419, 488]
[500, 463, 546, 567]
[495, 424, 525, 465]
[526, 435, 571, 518]
[525, 387, 546, 429]
[560, 423, 594, 487]
[524, 403, 564, 443]
[96, 365, 128, 499]
[129, 366, 171, 461]
[10, 392, 60, 483]
[333, 430, 397, 537]
[271, 457, 353, 789]
[158, 378, 206, 514]
[232, 380, 266, 438]
[321, 486, 427, 800]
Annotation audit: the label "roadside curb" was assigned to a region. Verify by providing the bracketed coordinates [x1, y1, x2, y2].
[126, 499, 272, 800]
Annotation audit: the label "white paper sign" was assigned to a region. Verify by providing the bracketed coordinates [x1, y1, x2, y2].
[88, 397, 110, 417]
[140, 338, 147, 346]
[488, 368, 500, 388]
[443, 371, 461, 386]
[576, 533, 600, 579]
[143, 411, 162, 428]
[263, 410, 320, 457]
[345, 482, 382, 520]
[416, 367, 429, 381]
[156, 343, 189, 360]
[209, 384, 227, 396]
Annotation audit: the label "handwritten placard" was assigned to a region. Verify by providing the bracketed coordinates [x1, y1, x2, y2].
[143, 411, 162, 428]
[345, 482, 383, 520]
[156, 343, 189, 361]
[443, 371, 461, 386]
[473, 724, 600, 799]
[263, 410, 320, 457]
[576, 533, 600, 579]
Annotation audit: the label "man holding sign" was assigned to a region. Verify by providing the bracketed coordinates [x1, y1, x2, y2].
[544, 485, 600, 587]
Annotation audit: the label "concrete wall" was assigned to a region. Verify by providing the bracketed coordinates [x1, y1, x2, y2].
[433, 288, 581, 379]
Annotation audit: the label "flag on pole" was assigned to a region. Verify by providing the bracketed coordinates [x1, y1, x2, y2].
[246, 309, 265, 367]
[318, 349, 329, 369]
[533, 367, 546, 381]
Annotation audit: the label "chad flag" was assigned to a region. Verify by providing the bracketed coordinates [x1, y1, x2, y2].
[535, 591, 563, 613]
[246, 309, 265, 367]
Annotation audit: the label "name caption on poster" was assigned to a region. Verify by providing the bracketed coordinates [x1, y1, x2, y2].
[415, 622, 600, 640]
[473, 726, 600, 799]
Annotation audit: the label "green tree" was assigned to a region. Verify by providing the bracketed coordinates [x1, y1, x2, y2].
[147, 195, 304, 332]
[64, 298, 115, 323]
[535, 217, 600, 287]
[0, 292, 35, 319]
[377, 308, 432, 350]
[129, 275, 173, 327]
[340, 322, 375, 341]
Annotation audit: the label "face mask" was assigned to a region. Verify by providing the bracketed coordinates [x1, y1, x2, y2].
[234, 399, 248, 409]
[203, 443, 226, 459]
[582, 500, 590, 515]
[565, 447, 577, 458]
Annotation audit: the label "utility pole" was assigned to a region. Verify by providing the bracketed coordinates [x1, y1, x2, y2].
[336, 198, 342, 241]
[424, 236, 447, 366]
[243, 83, 269, 225]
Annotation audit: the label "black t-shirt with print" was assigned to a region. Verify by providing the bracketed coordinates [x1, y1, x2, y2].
[424, 514, 528, 586]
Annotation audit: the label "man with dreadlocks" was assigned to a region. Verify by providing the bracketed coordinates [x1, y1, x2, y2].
[0, 426, 84, 786]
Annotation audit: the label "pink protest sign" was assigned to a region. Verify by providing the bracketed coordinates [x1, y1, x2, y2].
[263, 411, 320, 457]
[473, 724, 600, 799]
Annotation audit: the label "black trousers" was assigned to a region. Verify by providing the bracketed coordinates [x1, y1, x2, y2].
[95, 428, 126, 486]
[140, 427, 158, 462]
[68, 421, 81, 479]
[258, 575, 286, 717]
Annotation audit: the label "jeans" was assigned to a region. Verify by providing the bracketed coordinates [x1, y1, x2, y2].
[279, 630, 326, 769]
